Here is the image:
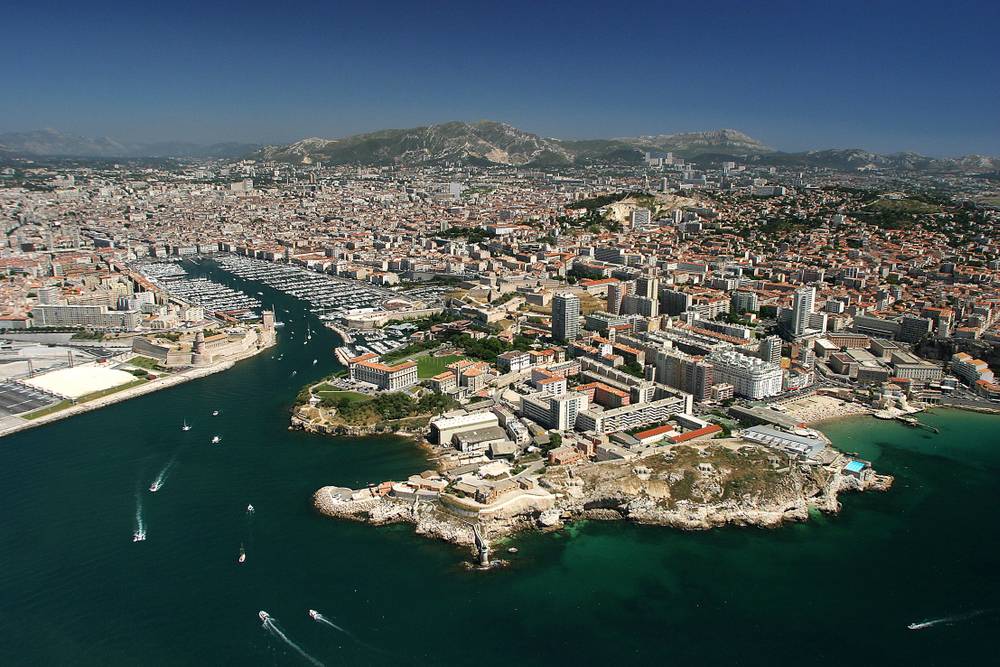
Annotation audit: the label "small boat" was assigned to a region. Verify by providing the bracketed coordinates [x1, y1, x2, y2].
[308, 609, 319, 621]
[182, 420, 192, 431]
[212, 410, 220, 416]
[312, 359, 318, 365]
[149, 481, 161, 493]
[290, 371, 297, 377]
[238, 544, 246, 564]
[259, 610, 270, 622]
[247, 504, 254, 513]
[132, 530, 146, 542]
[211, 435, 221, 444]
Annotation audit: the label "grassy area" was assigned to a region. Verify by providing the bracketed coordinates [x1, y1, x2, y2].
[416, 354, 468, 378]
[22, 400, 72, 420]
[75, 379, 148, 403]
[22, 378, 148, 420]
[128, 355, 164, 371]
[313, 387, 369, 405]
[869, 198, 941, 214]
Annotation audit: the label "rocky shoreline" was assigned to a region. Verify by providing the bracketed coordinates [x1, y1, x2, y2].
[314, 441, 893, 559]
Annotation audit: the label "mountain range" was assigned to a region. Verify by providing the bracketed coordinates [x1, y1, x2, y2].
[0, 129, 259, 160]
[254, 123, 773, 166]
[2, 123, 997, 173]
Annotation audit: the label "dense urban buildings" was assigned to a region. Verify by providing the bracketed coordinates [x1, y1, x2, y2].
[2, 129, 999, 456]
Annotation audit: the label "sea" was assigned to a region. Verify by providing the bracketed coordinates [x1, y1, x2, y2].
[0, 259, 997, 666]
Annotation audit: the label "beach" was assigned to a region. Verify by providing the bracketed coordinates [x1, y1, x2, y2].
[780, 394, 871, 425]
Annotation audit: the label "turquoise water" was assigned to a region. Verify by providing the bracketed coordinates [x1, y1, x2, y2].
[1, 260, 998, 665]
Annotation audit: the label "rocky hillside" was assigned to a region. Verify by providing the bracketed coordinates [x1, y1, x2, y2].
[0, 129, 258, 159]
[624, 128, 773, 155]
[754, 148, 1000, 173]
[257, 122, 776, 166]
[258, 121, 574, 166]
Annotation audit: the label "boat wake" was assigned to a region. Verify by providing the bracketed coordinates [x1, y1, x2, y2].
[132, 489, 146, 542]
[310, 610, 387, 655]
[908, 609, 991, 630]
[149, 455, 177, 493]
[261, 616, 324, 666]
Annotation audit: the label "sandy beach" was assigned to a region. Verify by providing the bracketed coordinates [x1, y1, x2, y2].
[780, 394, 871, 425]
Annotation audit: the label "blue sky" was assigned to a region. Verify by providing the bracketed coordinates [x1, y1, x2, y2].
[3, 0, 999, 155]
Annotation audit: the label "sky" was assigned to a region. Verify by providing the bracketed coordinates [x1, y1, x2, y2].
[2, 0, 999, 156]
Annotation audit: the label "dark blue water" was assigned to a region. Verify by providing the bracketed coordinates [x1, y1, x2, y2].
[1, 259, 997, 665]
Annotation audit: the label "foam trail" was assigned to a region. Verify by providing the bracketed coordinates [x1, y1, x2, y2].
[134, 491, 144, 532]
[315, 614, 350, 634]
[151, 455, 177, 491]
[263, 618, 324, 666]
[314, 613, 388, 655]
[908, 609, 990, 630]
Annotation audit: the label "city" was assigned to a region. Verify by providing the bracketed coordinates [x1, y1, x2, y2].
[2, 1, 999, 665]
[2, 136, 997, 545]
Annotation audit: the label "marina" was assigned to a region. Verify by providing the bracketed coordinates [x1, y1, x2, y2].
[137, 260, 262, 319]
[214, 255, 430, 357]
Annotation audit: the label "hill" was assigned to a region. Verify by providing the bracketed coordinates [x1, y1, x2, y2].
[0, 129, 259, 159]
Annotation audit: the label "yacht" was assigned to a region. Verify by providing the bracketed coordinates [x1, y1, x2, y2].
[308, 609, 319, 621]
[211, 435, 221, 444]
[259, 610, 270, 622]
[132, 530, 146, 542]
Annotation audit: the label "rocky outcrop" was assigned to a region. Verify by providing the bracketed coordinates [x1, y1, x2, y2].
[313, 443, 894, 559]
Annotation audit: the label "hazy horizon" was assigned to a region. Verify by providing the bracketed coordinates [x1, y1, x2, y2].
[3, 0, 998, 156]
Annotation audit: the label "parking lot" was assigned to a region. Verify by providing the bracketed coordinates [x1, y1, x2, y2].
[0, 381, 59, 418]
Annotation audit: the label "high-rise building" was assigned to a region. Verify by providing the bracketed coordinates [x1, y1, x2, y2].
[635, 274, 659, 300]
[621, 294, 658, 318]
[606, 281, 630, 316]
[759, 335, 782, 365]
[654, 349, 714, 401]
[730, 290, 759, 314]
[791, 286, 816, 337]
[659, 288, 692, 316]
[630, 208, 652, 227]
[552, 292, 581, 343]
